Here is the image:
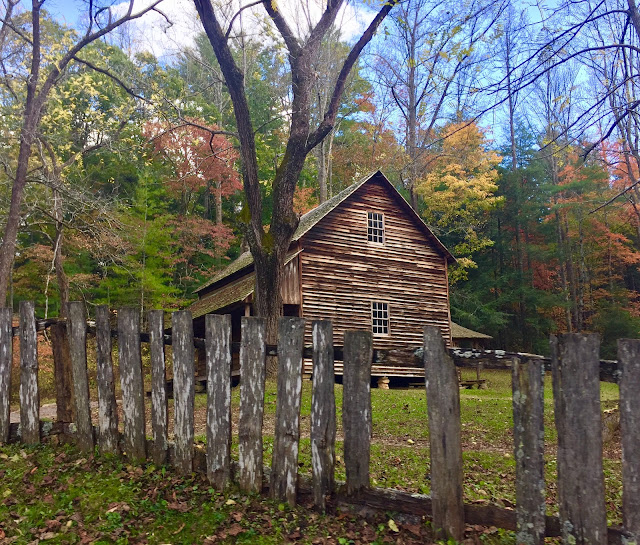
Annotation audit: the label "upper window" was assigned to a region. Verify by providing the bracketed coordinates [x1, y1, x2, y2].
[372, 301, 389, 335]
[367, 211, 385, 244]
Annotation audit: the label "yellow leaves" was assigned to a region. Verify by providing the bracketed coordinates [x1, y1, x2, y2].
[416, 121, 502, 280]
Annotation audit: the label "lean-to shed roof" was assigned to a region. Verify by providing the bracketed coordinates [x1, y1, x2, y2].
[450, 321, 492, 340]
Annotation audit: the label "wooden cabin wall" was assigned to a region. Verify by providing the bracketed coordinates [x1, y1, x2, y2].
[299, 179, 451, 350]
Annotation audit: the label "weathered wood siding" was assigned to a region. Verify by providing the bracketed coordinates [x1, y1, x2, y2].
[281, 255, 301, 305]
[300, 178, 451, 349]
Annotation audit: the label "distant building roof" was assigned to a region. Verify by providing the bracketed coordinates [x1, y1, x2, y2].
[194, 171, 454, 295]
[450, 321, 492, 340]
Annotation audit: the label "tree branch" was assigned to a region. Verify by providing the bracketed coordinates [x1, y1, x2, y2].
[306, 0, 400, 152]
[225, 1, 262, 39]
[261, 0, 301, 57]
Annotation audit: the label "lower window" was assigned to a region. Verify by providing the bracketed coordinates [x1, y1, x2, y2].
[372, 301, 389, 335]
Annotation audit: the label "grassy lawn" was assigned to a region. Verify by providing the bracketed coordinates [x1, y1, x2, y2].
[1, 368, 623, 543]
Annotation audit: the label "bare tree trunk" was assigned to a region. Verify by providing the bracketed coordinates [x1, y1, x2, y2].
[52, 188, 70, 314]
[216, 181, 223, 226]
[406, 28, 419, 212]
[317, 140, 328, 203]
[0, 86, 40, 306]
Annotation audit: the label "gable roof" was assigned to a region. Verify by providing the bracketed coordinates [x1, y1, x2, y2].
[194, 170, 454, 295]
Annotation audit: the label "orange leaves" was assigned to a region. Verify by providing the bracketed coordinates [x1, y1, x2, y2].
[293, 186, 317, 215]
[142, 118, 241, 204]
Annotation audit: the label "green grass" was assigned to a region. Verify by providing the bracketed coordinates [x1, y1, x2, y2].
[216, 369, 622, 526]
[246, 369, 623, 524]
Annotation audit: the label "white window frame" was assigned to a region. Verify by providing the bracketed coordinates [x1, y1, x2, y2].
[367, 211, 385, 244]
[371, 301, 390, 336]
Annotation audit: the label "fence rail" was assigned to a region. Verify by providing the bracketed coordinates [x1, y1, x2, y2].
[3, 314, 624, 383]
[0, 303, 637, 545]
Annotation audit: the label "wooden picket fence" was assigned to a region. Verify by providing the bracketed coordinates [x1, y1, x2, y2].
[0, 300, 639, 545]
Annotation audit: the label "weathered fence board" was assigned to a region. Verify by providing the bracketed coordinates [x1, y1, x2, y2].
[118, 308, 146, 462]
[311, 320, 336, 511]
[512, 356, 545, 545]
[19, 301, 39, 444]
[149, 310, 168, 466]
[95, 305, 118, 454]
[0, 308, 11, 443]
[172, 310, 195, 475]
[271, 317, 305, 505]
[617, 339, 640, 539]
[424, 325, 464, 541]
[50, 320, 72, 423]
[206, 313, 232, 489]
[68, 302, 94, 452]
[238, 317, 266, 493]
[551, 334, 607, 545]
[342, 330, 372, 495]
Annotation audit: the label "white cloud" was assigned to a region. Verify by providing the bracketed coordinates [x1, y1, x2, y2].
[111, 0, 379, 61]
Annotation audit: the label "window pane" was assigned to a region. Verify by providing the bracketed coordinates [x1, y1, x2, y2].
[371, 301, 389, 335]
[367, 212, 384, 243]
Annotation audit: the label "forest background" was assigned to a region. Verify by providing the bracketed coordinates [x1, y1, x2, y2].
[2, 0, 640, 358]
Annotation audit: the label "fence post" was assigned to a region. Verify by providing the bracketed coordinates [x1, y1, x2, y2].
[424, 325, 464, 541]
[271, 317, 305, 505]
[149, 310, 168, 466]
[0, 308, 12, 444]
[118, 307, 146, 462]
[206, 313, 232, 489]
[68, 302, 94, 452]
[95, 305, 118, 454]
[19, 301, 39, 445]
[342, 330, 372, 495]
[50, 320, 73, 423]
[512, 356, 545, 545]
[551, 334, 607, 545]
[617, 339, 640, 540]
[238, 316, 266, 493]
[311, 320, 336, 511]
[172, 310, 195, 475]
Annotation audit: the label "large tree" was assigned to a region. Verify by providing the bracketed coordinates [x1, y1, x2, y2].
[193, 0, 399, 360]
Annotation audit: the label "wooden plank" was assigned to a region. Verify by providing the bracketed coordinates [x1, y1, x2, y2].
[512, 356, 545, 545]
[238, 316, 266, 493]
[617, 339, 640, 539]
[172, 310, 195, 475]
[95, 305, 118, 454]
[19, 301, 39, 445]
[0, 308, 12, 444]
[67, 302, 93, 452]
[311, 320, 336, 511]
[551, 334, 607, 545]
[149, 310, 168, 466]
[423, 325, 464, 541]
[206, 313, 232, 489]
[50, 320, 72, 423]
[118, 307, 146, 462]
[270, 317, 305, 505]
[342, 330, 372, 495]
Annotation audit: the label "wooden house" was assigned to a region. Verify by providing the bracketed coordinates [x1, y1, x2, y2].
[188, 171, 455, 378]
